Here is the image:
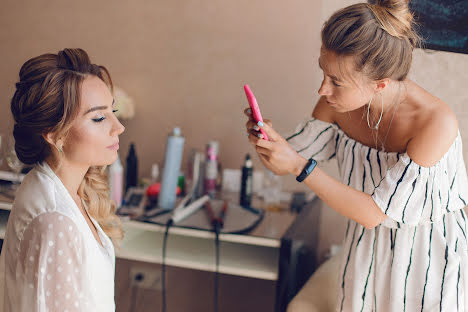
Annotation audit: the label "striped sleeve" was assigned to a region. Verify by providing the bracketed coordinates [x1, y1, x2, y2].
[286, 118, 338, 161]
[371, 136, 468, 226]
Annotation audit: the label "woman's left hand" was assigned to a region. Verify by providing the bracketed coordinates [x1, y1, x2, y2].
[248, 121, 307, 176]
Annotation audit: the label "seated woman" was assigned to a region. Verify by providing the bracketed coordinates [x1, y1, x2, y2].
[0, 48, 125, 311]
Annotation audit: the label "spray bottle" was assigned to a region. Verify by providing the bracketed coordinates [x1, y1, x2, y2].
[158, 127, 185, 210]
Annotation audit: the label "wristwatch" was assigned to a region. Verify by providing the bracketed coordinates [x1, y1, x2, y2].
[296, 158, 317, 182]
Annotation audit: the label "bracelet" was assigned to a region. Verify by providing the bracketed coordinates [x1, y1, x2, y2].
[296, 158, 317, 182]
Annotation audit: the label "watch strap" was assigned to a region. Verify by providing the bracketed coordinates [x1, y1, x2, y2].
[296, 158, 317, 182]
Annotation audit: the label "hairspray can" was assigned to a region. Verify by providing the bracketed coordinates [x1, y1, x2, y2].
[158, 127, 185, 210]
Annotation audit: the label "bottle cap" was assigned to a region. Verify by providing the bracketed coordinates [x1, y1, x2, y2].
[244, 154, 252, 168]
[173, 127, 182, 136]
[128, 143, 136, 156]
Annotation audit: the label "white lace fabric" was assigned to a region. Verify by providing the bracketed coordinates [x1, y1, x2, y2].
[0, 162, 115, 312]
[19, 212, 89, 311]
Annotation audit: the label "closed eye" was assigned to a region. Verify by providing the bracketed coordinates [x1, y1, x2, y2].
[92, 109, 118, 122]
[332, 80, 341, 87]
[92, 116, 106, 123]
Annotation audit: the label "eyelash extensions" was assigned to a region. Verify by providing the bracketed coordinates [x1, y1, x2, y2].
[91, 109, 119, 123]
[92, 117, 105, 122]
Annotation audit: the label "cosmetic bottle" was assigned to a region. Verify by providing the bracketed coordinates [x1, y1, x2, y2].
[240, 154, 253, 207]
[109, 155, 123, 207]
[159, 127, 185, 210]
[204, 141, 219, 198]
[125, 143, 138, 192]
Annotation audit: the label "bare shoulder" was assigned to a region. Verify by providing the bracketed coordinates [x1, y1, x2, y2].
[312, 96, 335, 123]
[406, 101, 458, 167]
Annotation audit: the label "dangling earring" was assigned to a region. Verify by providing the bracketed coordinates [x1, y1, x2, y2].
[56, 140, 64, 154]
[367, 93, 384, 130]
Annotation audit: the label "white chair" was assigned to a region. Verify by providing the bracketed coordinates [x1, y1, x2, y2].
[287, 249, 341, 312]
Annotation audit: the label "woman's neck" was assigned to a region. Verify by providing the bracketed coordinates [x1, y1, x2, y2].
[368, 79, 406, 123]
[46, 157, 89, 201]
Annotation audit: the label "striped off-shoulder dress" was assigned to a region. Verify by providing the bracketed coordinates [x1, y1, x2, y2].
[286, 118, 468, 312]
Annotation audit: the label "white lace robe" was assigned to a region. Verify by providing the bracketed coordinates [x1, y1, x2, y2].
[0, 162, 115, 311]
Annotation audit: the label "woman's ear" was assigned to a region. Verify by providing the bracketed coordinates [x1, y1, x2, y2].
[42, 132, 56, 146]
[42, 132, 63, 153]
[374, 78, 390, 93]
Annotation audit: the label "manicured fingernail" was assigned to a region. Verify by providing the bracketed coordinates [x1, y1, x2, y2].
[257, 121, 264, 127]
[253, 125, 259, 131]
[247, 108, 251, 114]
[257, 133, 264, 139]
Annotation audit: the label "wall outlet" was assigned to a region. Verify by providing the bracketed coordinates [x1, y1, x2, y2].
[129, 265, 162, 291]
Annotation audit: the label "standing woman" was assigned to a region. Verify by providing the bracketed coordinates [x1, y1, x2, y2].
[245, 0, 468, 310]
[0, 48, 125, 311]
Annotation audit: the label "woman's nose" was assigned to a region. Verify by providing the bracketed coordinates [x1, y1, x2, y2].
[111, 116, 125, 136]
[318, 80, 332, 96]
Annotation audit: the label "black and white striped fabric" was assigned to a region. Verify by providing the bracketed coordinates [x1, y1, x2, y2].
[286, 118, 468, 311]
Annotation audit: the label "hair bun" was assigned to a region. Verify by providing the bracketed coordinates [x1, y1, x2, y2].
[57, 48, 91, 72]
[370, 0, 409, 9]
[13, 123, 49, 165]
[368, 0, 418, 46]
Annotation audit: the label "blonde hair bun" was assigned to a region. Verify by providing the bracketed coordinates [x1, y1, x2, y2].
[368, 0, 419, 46]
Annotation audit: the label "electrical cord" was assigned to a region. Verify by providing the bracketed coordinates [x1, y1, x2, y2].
[214, 222, 221, 312]
[162, 218, 173, 312]
[205, 200, 227, 312]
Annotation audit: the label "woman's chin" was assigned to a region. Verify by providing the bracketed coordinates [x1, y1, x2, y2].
[106, 153, 119, 165]
[91, 154, 118, 167]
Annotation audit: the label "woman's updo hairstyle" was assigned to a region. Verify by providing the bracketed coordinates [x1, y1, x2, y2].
[11, 48, 112, 165]
[321, 0, 420, 82]
[10, 49, 123, 245]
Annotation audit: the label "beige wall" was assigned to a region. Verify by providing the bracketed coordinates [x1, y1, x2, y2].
[0, 0, 323, 176]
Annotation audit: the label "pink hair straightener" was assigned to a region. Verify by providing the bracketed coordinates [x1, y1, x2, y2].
[243, 84, 269, 141]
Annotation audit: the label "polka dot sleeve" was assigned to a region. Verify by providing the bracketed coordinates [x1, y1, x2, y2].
[18, 212, 90, 311]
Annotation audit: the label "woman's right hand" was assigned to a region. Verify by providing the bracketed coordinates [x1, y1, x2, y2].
[243, 107, 306, 176]
[243, 107, 272, 138]
[243, 107, 275, 172]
